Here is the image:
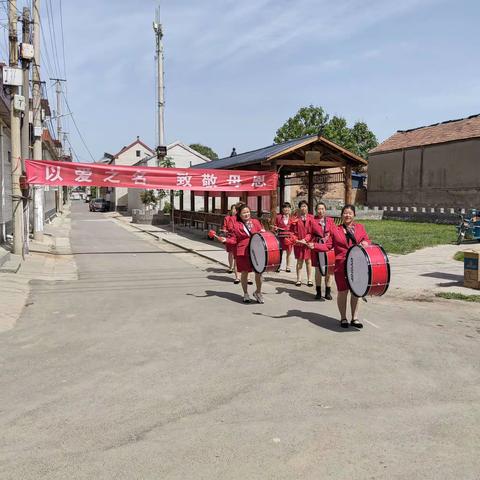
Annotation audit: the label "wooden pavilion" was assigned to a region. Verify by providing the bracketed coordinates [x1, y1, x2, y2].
[174, 134, 367, 230]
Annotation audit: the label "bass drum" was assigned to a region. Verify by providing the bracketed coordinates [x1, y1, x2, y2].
[345, 244, 390, 297]
[249, 232, 281, 274]
[318, 249, 336, 276]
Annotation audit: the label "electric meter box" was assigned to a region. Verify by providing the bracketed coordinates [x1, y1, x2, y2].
[20, 43, 35, 60]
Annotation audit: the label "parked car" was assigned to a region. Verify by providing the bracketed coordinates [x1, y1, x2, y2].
[89, 198, 110, 212]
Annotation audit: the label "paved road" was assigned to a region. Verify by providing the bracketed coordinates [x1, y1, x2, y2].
[1, 203, 479, 479]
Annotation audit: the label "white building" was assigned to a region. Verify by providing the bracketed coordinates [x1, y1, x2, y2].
[106, 137, 155, 211]
[127, 141, 210, 213]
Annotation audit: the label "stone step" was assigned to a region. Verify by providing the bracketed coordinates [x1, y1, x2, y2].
[0, 253, 22, 274]
[0, 246, 10, 268]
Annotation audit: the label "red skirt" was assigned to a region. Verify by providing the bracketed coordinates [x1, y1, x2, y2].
[279, 238, 293, 253]
[294, 245, 311, 260]
[225, 243, 235, 254]
[236, 254, 253, 273]
[334, 260, 348, 292]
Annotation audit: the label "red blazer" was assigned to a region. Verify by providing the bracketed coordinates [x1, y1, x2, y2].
[225, 218, 264, 257]
[311, 215, 336, 242]
[222, 215, 236, 233]
[291, 214, 314, 242]
[329, 223, 370, 264]
[274, 213, 294, 233]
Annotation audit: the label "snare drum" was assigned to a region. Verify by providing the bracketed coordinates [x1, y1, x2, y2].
[249, 232, 281, 274]
[318, 250, 336, 276]
[345, 244, 390, 297]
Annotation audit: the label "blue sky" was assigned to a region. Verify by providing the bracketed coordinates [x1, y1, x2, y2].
[2, 0, 479, 161]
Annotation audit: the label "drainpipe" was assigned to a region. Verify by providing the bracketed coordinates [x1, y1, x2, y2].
[0, 121, 5, 243]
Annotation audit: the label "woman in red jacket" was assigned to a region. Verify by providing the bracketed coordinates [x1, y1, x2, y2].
[329, 204, 370, 329]
[273, 201, 294, 272]
[291, 200, 314, 287]
[221, 204, 240, 283]
[220, 204, 265, 304]
[310, 202, 336, 301]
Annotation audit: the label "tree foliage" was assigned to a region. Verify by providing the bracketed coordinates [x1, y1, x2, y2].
[273, 105, 378, 160]
[189, 143, 219, 160]
[140, 190, 158, 206]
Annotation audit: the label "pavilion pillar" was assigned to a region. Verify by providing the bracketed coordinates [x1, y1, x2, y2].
[203, 191, 209, 213]
[279, 171, 285, 207]
[344, 164, 353, 204]
[220, 192, 228, 214]
[203, 191, 209, 231]
[179, 191, 184, 210]
[240, 192, 248, 204]
[190, 191, 195, 227]
[212, 196, 216, 213]
[307, 168, 314, 213]
[257, 196, 262, 218]
[270, 161, 278, 224]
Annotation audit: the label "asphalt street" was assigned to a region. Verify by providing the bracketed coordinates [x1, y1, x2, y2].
[1, 202, 479, 479]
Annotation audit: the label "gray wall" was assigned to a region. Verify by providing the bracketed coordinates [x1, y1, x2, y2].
[367, 138, 480, 208]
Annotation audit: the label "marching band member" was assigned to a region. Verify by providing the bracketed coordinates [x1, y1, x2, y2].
[310, 202, 336, 301]
[221, 204, 240, 284]
[328, 204, 370, 329]
[220, 204, 265, 304]
[274, 202, 294, 272]
[291, 200, 314, 287]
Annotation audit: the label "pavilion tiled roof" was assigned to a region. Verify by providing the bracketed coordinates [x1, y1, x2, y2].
[370, 114, 480, 154]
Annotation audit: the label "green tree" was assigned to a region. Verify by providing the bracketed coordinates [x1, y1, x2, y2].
[189, 143, 219, 160]
[157, 156, 175, 200]
[274, 105, 329, 144]
[273, 105, 377, 160]
[140, 190, 158, 207]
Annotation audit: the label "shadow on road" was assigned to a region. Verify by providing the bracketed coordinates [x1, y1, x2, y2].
[421, 271, 464, 287]
[187, 290, 246, 304]
[206, 275, 238, 284]
[253, 310, 353, 333]
[275, 286, 316, 302]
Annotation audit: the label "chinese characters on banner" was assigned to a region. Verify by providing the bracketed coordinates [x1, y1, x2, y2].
[25, 160, 278, 193]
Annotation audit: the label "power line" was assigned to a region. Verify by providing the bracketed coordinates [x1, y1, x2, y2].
[61, 91, 95, 162]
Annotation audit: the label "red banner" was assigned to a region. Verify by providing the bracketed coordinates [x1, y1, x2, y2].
[25, 160, 278, 193]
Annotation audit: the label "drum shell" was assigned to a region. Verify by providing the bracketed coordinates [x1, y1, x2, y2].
[249, 232, 281, 274]
[345, 244, 390, 297]
[318, 250, 335, 276]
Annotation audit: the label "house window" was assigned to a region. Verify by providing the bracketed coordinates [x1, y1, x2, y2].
[136, 150, 141, 157]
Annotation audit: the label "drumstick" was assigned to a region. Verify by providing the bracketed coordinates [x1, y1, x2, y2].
[208, 229, 226, 243]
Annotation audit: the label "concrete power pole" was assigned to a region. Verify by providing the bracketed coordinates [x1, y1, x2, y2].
[32, 0, 43, 241]
[153, 5, 165, 149]
[9, 0, 24, 255]
[21, 7, 31, 253]
[51, 78, 66, 211]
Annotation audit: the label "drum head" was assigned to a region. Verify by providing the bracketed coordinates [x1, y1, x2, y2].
[249, 233, 266, 273]
[345, 245, 370, 297]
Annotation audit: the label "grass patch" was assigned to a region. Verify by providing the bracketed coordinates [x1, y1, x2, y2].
[361, 220, 455, 255]
[435, 292, 480, 302]
[453, 251, 465, 262]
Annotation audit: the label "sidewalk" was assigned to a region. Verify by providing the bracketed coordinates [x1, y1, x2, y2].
[113, 214, 480, 301]
[0, 207, 77, 333]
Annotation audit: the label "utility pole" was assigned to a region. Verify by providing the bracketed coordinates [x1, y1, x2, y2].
[51, 77, 66, 211]
[32, 0, 43, 241]
[153, 5, 165, 150]
[9, 0, 24, 255]
[21, 6, 31, 253]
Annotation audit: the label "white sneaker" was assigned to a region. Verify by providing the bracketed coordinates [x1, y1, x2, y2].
[253, 291, 264, 304]
[243, 293, 251, 303]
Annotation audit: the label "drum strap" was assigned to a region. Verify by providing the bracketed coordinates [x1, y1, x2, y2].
[343, 224, 357, 246]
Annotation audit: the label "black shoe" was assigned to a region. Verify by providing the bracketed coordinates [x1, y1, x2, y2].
[324, 287, 332, 300]
[351, 319, 363, 329]
[233, 279, 240, 285]
[340, 319, 349, 328]
[307, 281, 314, 287]
[227, 269, 233, 274]
[285, 268, 291, 273]
[295, 281, 301, 287]
[315, 287, 324, 301]
[247, 280, 253, 285]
